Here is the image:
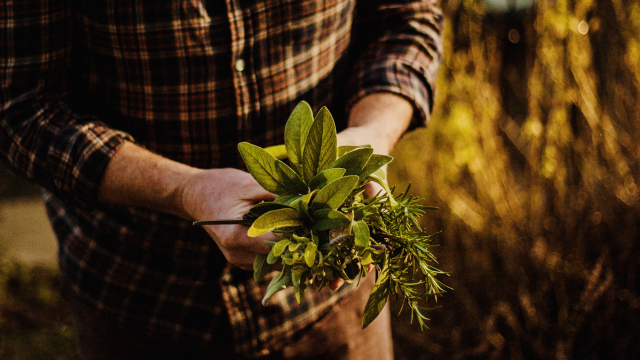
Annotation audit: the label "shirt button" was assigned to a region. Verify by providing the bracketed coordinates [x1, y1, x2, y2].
[235, 58, 245, 72]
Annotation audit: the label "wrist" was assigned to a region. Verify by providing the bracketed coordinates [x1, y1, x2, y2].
[98, 141, 202, 220]
[345, 93, 413, 154]
[337, 126, 394, 155]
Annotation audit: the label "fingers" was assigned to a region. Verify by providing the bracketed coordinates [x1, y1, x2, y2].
[328, 278, 346, 291]
[205, 223, 277, 270]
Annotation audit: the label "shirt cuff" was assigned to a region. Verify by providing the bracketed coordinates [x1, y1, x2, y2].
[49, 122, 134, 208]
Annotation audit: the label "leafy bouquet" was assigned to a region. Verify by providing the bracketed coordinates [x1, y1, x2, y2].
[237, 101, 449, 330]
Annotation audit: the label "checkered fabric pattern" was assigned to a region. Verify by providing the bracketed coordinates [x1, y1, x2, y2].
[1, 0, 443, 357]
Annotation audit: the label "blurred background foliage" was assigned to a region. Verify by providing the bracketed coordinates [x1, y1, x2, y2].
[2, 0, 640, 359]
[390, 0, 640, 359]
[0, 262, 77, 360]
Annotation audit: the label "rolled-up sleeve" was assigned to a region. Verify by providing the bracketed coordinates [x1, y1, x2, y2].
[0, 0, 132, 207]
[348, 0, 444, 128]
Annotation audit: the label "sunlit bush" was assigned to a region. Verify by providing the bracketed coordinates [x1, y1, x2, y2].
[390, 0, 640, 359]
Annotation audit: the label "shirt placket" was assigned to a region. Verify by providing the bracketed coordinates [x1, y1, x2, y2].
[226, 0, 253, 143]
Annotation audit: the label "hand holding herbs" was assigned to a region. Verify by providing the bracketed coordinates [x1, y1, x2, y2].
[233, 101, 449, 330]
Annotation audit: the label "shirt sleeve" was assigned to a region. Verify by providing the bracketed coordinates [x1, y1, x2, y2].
[347, 0, 444, 129]
[0, 0, 133, 207]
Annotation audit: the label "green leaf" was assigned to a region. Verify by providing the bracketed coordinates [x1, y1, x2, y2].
[290, 190, 316, 222]
[362, 255, 391, 329]
[304, 242, 317, 267]
[293, 272, 307, 304]
[250, 202, 294, 217]
[276, 161, 308, 193]
[311, 175, 359, 210]
[262, 270, 293, 306]
[264, 240, 278, 247]
[273, 239, 292, 257]
[267, 250, 279, 264]
[282, 252, 300, 265]
[285, 101, 314, 175]
[238, 142, 307, 194]
[248, 209, 304, 237]
[274, 192, 300, 205]
[292, 234, 310, 244]
[288, 242, 303, 252]
[328, 147, 373, 176]
[309, 168, 346, 190]
[352, 220, 370, 248]
[367, 175, 399, 209]
[337, 145, 371, 158]
[312, 209, 351, 230]
[360, 250, 374, 265]
[253, 253, 272, 282]
[264, 144, 288, 160]
[373, 168, 386, 180]
[302, 107, 337, 183]
[359, 154, 393, 180]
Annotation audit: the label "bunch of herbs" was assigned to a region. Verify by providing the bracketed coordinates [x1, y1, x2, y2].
[238, 101, 450, 330]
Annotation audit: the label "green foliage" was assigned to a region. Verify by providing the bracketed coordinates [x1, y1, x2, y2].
[240, 101, 448, 331]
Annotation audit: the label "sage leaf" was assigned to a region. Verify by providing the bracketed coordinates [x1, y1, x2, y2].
[292, 271, 301, 287]
[312, 209, 351, 230]
[267, 250, 279, 264]
[238, 142, 306, 194]
[253, 253, 272, 282]
[302, 107, 337, 183]
[282, 252, 300, 266]
[373, 168, 386, 180]
[293, 272, 307, 304]
[359, 154, 393, 180]
[263, 240, 278, 247]
[273, 239, 292, 257]
[248, 209, 304, 237]
[360, 250, 374, 265]
[309, 168, 346, 190]
[292, 234, 310, 244]
[293, 191, 315, 221]
[288, 242, 303, 252]
[250, 202, 294, 217]
[337, 144, 371, 157]
[352, 220, 370, 248]
[311, 175, 359, 211]
[291, 266, 307, 274]
[328, 147, 373, 176]
[274, 192, 300, 205]
[262, 270, 292, 306]
[304, 242, 317, 267]
[284, 101, 314, 174]
[264, 144, 288, 160]
[362, 255, 391, 329]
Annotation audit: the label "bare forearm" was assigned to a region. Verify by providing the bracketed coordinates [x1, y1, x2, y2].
[341, 93, 413, 154]
[97, 141, 199, 219]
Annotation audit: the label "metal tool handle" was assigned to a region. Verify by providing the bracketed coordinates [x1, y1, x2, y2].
[192, 213, 256, 226]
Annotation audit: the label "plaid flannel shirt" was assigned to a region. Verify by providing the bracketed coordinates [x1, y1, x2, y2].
[1, 0, 442, 357]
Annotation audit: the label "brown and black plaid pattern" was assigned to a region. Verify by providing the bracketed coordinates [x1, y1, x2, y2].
[1, 0, 442, 357]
